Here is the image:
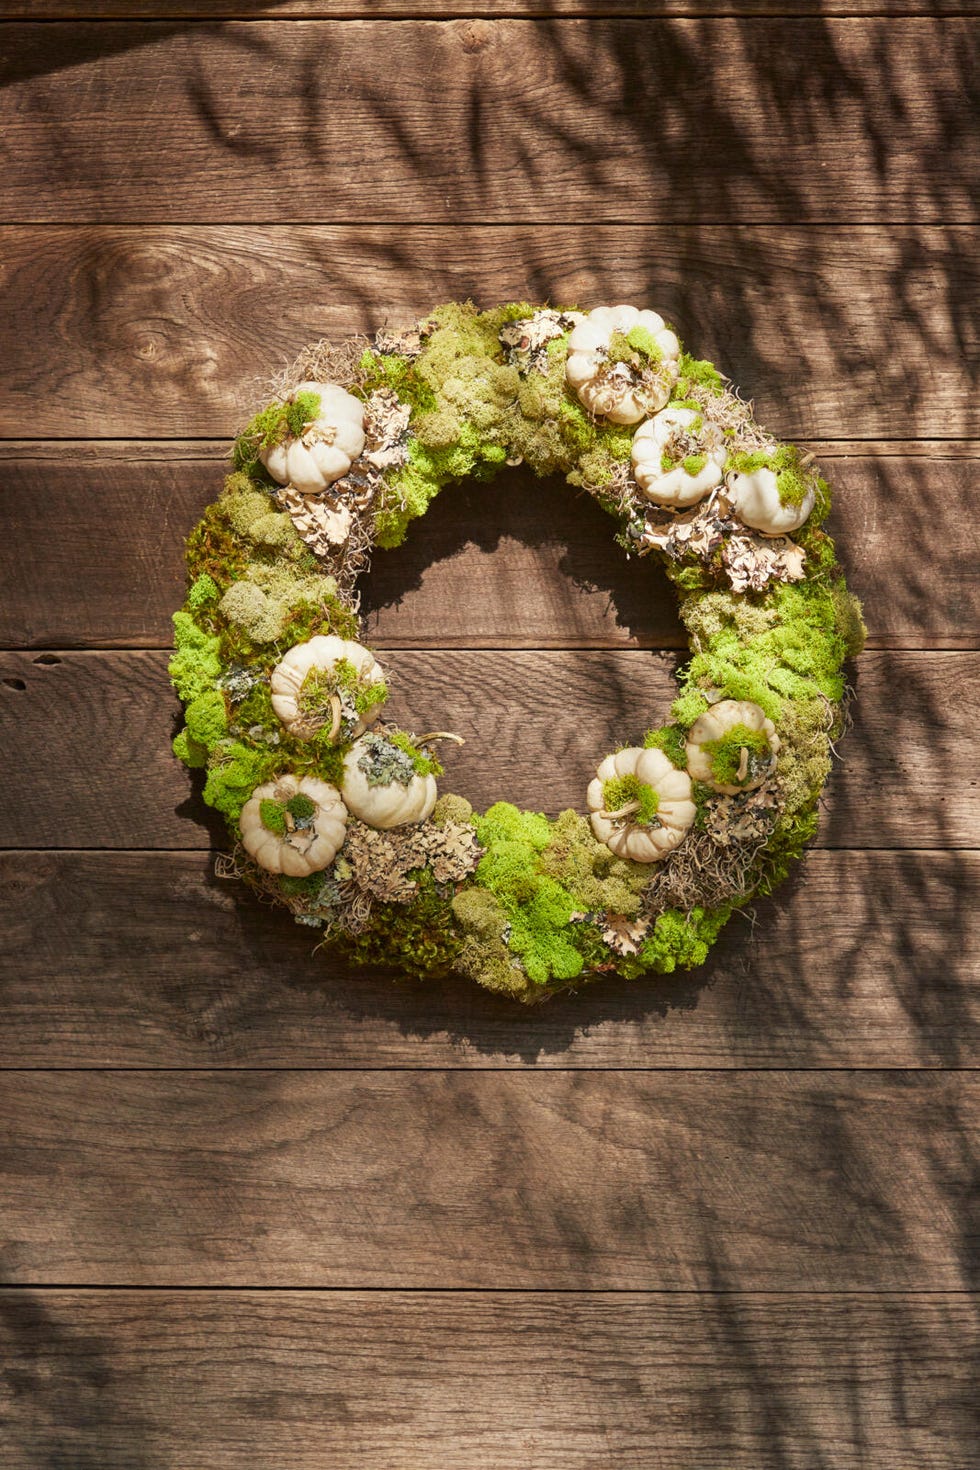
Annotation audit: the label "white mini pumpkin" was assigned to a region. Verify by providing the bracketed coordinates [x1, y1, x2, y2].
[727, 465, 816, 536]
[239, 774, 348, 876]
[259, 381, 366, 494]
[566, 306, 680, 424]
[632, 406, 727, 507]
[586, 746, 696, 863]
[270, 635, 387, 741]
[342, 737, 438, 830]
[685, 699, 780, 795]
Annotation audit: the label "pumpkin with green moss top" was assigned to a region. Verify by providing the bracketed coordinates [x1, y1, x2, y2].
[270, 635, 387, 742]
[171, 299, 863, 1003]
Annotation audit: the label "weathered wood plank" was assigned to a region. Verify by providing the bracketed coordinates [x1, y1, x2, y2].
[0, 1290, 975, 1469]
[1, 442, 976, 651]
[0, 22, 975, 224]
[1, 850, 976, 1069]
[9, 2, 976, 16]
[1, 226, 974, 439]
[0, 1071, 975, 1287]
[0, 649, 974, 848]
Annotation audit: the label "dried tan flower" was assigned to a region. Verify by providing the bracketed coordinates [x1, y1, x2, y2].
[601, 913, 651, 956]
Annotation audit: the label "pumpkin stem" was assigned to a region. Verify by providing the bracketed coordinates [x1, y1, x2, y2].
[326, 693, 343, 744]
[737, 747, 749, 783]
[600, 799, 642, 822]
[799, 452, 816, 467]
[416, 731, 465, 747]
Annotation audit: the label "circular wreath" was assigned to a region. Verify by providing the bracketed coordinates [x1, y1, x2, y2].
[171, 302, 864, 1003]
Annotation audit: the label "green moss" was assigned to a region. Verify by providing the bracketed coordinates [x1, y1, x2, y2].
[831, 583, 867, 658]
[636, 904, 733, 975]
[387, 729, 443, 779]
[538, 810, 650, 918]
[187, 573, 219, 613]
[232, 390, 322, 473]
[643, 723, 689, 769]
[358, 350, 438, 415]
[169, 612, 222, 702]
[248, 511, 297, 550]
[259, 798, 288, 836]
[279, 871, 326, 898]
[671, 567, 851, 722]
[340, 871, 462, 980]
[202, 741, 278, 822]
[285, 793, 316, 821]
[184, 689, 228, 748]
[601, 773, 660, 825]
[451, 887, 536, 999]
[185, 503, 252, 587]
[702, 723, 773, 786]
[675, 353, 724, 397]
[232, 679, 276, 732]
[682, 453, 708, 476]
[172, 728, 208, 769]
[219, 581, 284, 644]
[605, 331, 638, 366]
[475, 802, 552, 852]
[671, 688, 711, 728]
[626, 324, 664, 360]
[432, 793, 474, 827]
[476, 840, 541, 906]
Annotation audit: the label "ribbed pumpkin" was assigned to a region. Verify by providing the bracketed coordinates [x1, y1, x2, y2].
[632, 405, 727, 507]
[270, 635, 387, 741]
[727, 464, 816, 536]
[586, 747, 696, 862]
[341, 737, 438, 830]
[239, 775, 348, 876]
[685, 700, 780, 795]
[259, 381, 366, 494]
[565, 305, 680, 424]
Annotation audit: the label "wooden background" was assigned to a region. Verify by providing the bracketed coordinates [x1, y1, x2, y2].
[0, 4, 978, 1465]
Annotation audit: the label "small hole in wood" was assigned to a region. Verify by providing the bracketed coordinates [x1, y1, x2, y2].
[3, 678, 27, 692]
[33, 653, 62, 666]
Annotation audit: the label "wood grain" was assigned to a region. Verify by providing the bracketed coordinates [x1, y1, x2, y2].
[0, 22, 975, 225]
[1, 1071, 976, 1287]
[0, 1290, 975, 1469]
[8, 2, 976, 16]
[1, 849, 976, 1069]
[0, 649, 975, 849]
[1, 225, 975, 439]
[1, 441, 977, 651]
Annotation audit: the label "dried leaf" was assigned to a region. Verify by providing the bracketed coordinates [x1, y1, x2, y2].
[362, 388, 412, 472]
[722, 534, 806, 593]
[275, 485, 353, 554]
[341, 816, 482, 904]
[373, 318, 439, 359]
[601, 913, 651, 956]
[704, 784, 781, 848]
[499, 309, 582, 373]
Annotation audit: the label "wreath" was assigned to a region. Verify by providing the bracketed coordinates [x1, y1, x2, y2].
[171, 302, 864, 1002]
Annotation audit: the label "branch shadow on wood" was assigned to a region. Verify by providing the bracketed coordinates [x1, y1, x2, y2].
[0, 1285, 162, 1469]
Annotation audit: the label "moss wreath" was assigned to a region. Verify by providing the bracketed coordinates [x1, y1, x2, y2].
[171, 301, 864, 1003]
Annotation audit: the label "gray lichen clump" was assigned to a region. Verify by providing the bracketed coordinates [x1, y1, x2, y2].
[171, 300, 864, 1003]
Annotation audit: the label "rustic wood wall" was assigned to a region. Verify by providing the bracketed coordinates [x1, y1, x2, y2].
[0, 4, 977, 1465]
